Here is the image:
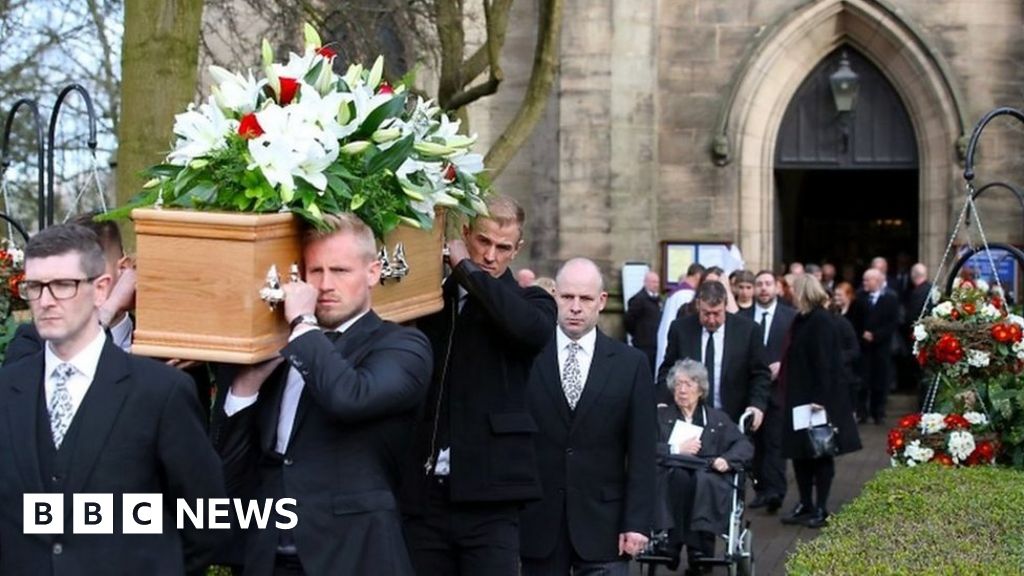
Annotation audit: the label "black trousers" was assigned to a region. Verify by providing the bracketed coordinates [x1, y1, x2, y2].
[791, 457, 835, 511]
[272, 554, 304, 576]
[520, 511, 629, 576]
[404, 477, 521, 576]
[859, 346, 892, 419]
[752, 402, 786, 499]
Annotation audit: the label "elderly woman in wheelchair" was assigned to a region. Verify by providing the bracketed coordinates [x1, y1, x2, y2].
[651, 359, 754, 575]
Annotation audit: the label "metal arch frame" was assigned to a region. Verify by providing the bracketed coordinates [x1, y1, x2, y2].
[962, 106, 1024, 183]
[0, 213, 29, 244]
[1, 98, 45, 232]
[46, 83, 98, 227]
[946, 242, 1024, 295]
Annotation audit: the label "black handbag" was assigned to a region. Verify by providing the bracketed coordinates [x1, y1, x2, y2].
[806, 423, 839, 459]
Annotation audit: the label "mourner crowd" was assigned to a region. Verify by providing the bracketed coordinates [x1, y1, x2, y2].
[0, 196, 930, 575]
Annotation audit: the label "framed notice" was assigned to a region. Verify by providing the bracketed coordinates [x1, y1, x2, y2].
[661, 241, 745, 290]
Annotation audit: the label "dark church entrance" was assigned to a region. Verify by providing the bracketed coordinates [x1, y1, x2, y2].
[775, 47, 919, 280]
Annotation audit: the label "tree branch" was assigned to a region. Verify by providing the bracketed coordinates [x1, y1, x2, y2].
[483, 0, 562, 179]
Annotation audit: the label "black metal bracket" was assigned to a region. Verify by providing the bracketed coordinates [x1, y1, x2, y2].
[1, 98, 45, 233]
[46, 84, 98, 227]
[962, 106, 1024, 184]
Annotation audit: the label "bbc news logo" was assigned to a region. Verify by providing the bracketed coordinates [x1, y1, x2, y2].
[24, 494, 297, 534]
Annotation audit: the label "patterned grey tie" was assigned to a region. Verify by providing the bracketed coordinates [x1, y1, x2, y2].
[48, 363, 77, 449]
[562, 342, 584, 409]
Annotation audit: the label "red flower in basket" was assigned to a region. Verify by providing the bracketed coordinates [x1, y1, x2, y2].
[916, 347, 929, 366]
[8, 272, 23, 301]
[934, 333, 964, 364]
[963, 302, 976, 316]
[898, 413, 922, 429]
[992, 323, 1012, 344]
[934, 453, 955, 467]
[1008, 323, 1023, 343]
[974, 440, 996, 462]
[887, 429, 905, 455]
[944, 414, 970, 430]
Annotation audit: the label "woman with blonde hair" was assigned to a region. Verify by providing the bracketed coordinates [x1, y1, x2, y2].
[779, 275, 861, 528]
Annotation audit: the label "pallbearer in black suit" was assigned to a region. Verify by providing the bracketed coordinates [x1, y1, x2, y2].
[657, 280, 770, 432]
[215, 214, 433, 576]
[520, 258, 656, 575]
[740, 271, 796, 513]
[0, 224, 226, 576]
[402, 196, 556, 576]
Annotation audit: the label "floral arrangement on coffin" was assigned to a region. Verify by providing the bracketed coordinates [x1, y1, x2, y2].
[910, 276, 1024, 467]
[106, 24, 488, 239]
[888, 412, 998, 468]
[0, 241, 27, 364]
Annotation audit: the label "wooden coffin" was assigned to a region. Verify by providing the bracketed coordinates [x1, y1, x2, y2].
[131, 208, 444, 363]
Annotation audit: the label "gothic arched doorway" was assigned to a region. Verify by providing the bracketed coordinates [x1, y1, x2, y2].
[775, 47, 919, 279]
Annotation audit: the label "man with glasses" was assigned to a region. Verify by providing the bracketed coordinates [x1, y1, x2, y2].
[0, 223, 226, 575]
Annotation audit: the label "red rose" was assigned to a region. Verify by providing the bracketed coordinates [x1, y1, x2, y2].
[377, 81, 394, 96]
[887, 430, 905, 454]
[278, 77, 299, 105]
[944, 414, 970, 430]
[916, 347, 929, 367]
[317, 46, 337, 59]
[992, 324, 1012, 343]
[934, 453, 954, 467]
[963, 302, 976, 316]
[975, 440, 995, 462]
[8, 272, 23, 300]
[1009, 324, 1023, 343]
[934, 333, 964, 364]
[951, 309, 960, 320]
[898, 413, 922, 429]
[991, 296, 1003, 310]
[238, 113, 264, 139]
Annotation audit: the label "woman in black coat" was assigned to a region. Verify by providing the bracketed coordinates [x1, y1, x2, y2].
[780, 275, 861, 528]
[654, 358, 754, 571]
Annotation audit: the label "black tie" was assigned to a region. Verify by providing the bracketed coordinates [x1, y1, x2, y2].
[704, 333, 716, 406]
[760, 311, 768, 334]
[325, 331, 342, 343]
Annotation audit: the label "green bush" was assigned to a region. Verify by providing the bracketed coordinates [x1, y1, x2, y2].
[787, 465, 1024, 575]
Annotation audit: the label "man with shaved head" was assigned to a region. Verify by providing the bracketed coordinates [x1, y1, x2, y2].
[520, 258, 656, 575]
[857, 268, 900, 424]
[625, 271, 663, 373]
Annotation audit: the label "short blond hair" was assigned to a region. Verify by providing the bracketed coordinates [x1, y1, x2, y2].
[303, 213, 377, 262]
[472, 195, 525, 239]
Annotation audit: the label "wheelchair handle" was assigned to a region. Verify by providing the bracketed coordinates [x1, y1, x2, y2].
[738, 410, 755, 435]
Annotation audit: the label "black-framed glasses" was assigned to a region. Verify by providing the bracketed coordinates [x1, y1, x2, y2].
[17, 277, 99, 301]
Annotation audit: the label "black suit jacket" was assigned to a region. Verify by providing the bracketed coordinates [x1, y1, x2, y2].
[856, 290, 900, 355]
[520, 330, 656, 562]
[739, 302, 796, 365]
[403, 261, 556, 508]
[214, 311, 431, 576]
[624, 289, 661, 351]
[0, 339, 226, 576]
[656, 313, 770, 420]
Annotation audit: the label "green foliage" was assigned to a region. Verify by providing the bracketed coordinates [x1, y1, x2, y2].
[787, 466, 1024, 575]
[0, 314, 20, 365]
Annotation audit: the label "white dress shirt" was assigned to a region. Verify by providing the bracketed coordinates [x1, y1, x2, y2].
[44, 330, 107, 423]
[753, 300, 777, 347]
[224, 310, 369, 455]
[556, 325, 597, 393]
[108, 314, 133, 353]
[700, 324, 726, 410]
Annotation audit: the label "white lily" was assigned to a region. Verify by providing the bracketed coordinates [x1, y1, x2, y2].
[167, 97, 234, 165]
[209, 66, 263, 114]
[449, 152, 484, 175]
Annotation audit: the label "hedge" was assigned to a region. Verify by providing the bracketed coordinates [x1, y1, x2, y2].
[787, 465, 1024, 575]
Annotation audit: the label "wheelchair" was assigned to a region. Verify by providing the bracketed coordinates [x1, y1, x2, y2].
[636, 411, 755, 576]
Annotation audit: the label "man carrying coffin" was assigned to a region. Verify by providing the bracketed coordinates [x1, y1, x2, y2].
[0, 223, 226, 576]
[215, 213, 433, 576]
